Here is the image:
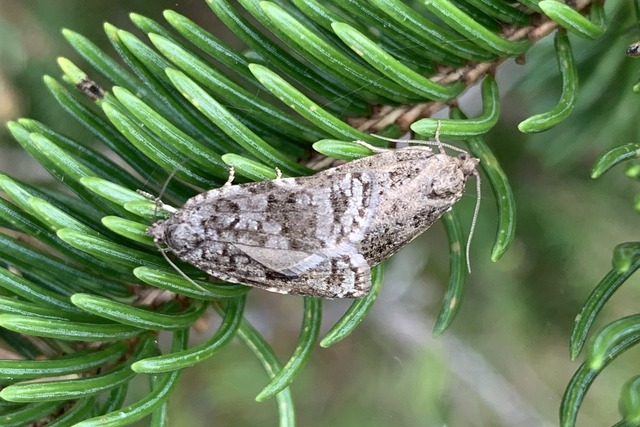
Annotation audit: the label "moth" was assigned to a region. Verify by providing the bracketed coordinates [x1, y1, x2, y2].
[147, 145, 479, 298]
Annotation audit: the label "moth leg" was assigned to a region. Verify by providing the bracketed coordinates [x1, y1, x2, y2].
[434, 119, 446, 154]
[223, 164, 236, 187]
[136, 190, 156, 200]
[274, 167, 282, 180]
[136, 190, 177, 214]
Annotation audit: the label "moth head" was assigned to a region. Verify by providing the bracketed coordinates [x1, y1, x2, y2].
[147, 220, 167, 245]
[159, 222, 205, 254]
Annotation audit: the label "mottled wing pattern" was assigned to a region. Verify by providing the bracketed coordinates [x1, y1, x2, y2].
[199, 250, 371, 298]
[148, 146, 477, 298]
[158, 171, 380, 297]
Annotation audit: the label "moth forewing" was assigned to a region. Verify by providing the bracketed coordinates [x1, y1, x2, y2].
[147, 146, 479, 298]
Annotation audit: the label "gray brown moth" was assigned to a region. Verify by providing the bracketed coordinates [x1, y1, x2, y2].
[147, 146, 478, 298]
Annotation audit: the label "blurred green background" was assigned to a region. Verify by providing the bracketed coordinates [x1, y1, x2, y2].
[1, 1, 640, 426]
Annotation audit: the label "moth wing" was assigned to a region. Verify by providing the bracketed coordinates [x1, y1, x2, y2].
[232, 241, 360, 276]
[199, 247, 371, 298]
[287, 250, 372, 298]
[197, 170, 381, 252]
[163, 170, 379, 297]
[231, 244, 325, 275]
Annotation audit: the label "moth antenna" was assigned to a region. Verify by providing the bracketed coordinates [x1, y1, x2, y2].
[155, 243, 210, 293]
[136, 190, 177, 214]
[369, 122, 469, 155]
[466, 170, 481, 273]
[354, 140, 390, 153]
[137, 190, 157, 200]
[141, 158, 192, 216]
[158, 166, 181, 202]
[412, 139, 468, 154]
[373, 133, 465, 153]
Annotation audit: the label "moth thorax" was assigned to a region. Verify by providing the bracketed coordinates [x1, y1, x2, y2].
[164, 222, 202, 253]
[147, 220, 167, 244]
